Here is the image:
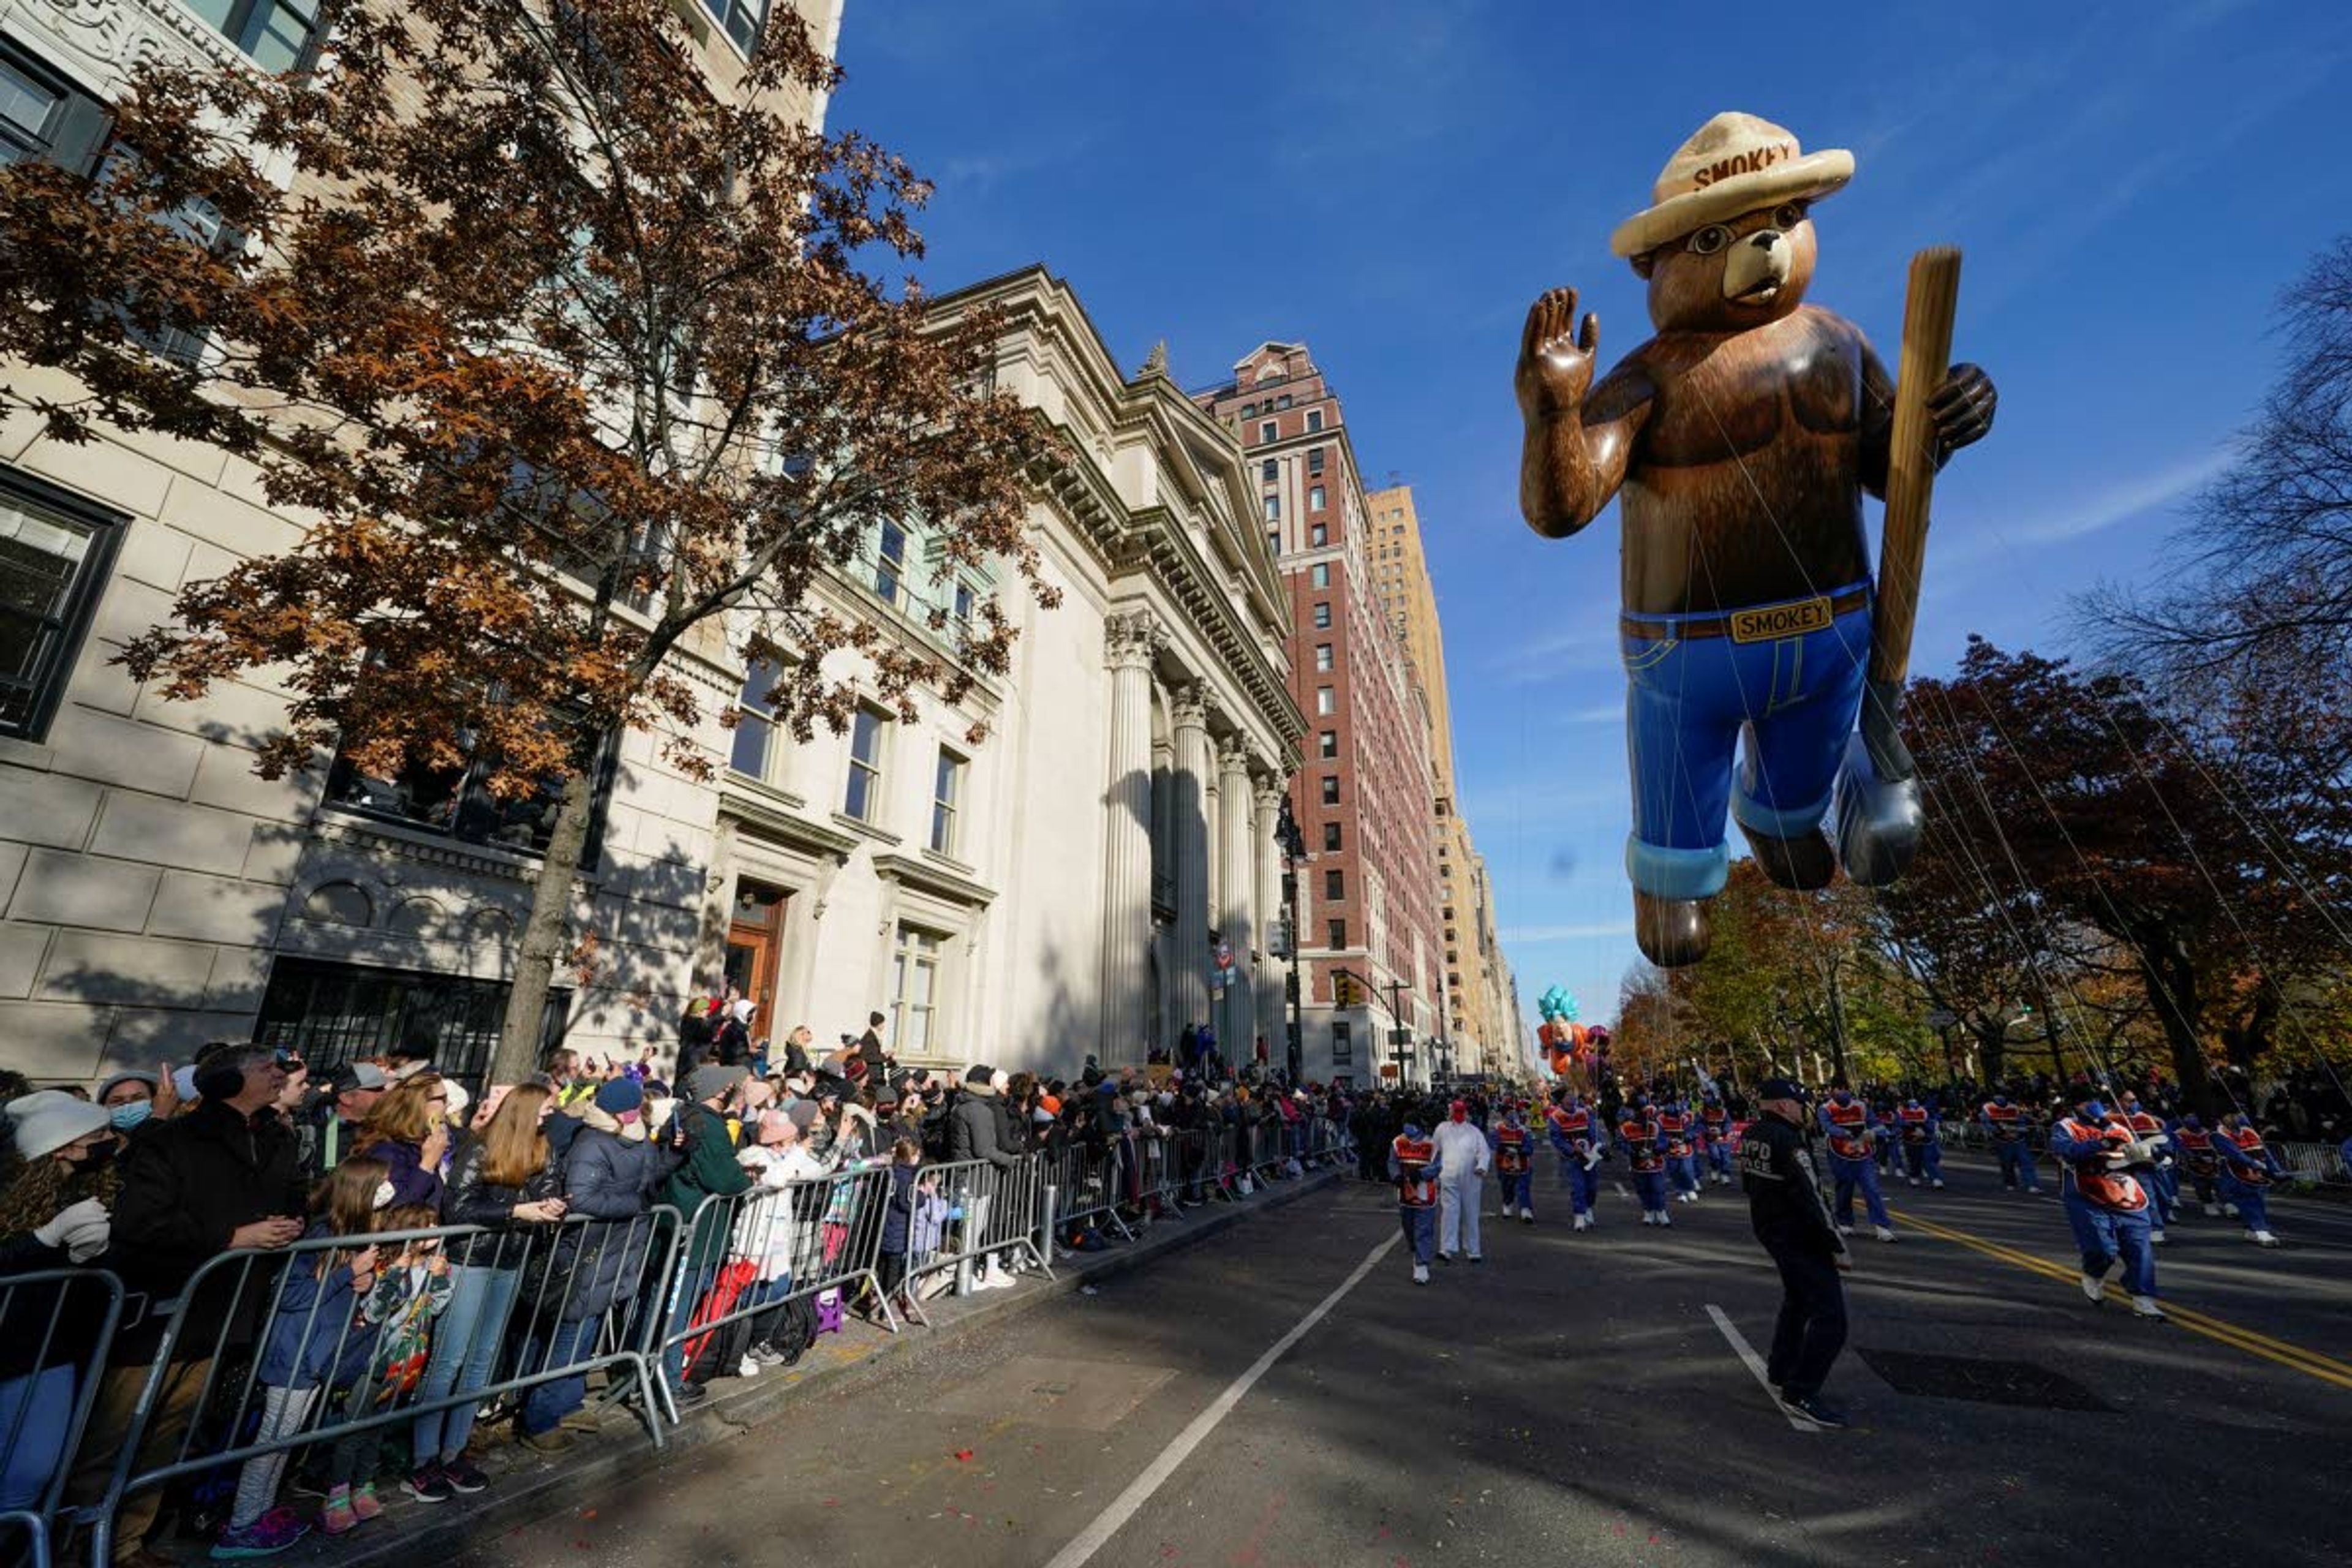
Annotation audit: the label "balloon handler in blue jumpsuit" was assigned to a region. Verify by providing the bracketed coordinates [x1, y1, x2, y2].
[2048, 1096, 2165, 1319]
[1619, 1099, 1672, 1226]
[1389, 1122, 1443, 1284]
[1817, 1086, 1896, 1242]
[2214, 1112, 2290, 1248]
[1895, 1099, 1943, 1188]
[1700, 1094, 1736, 1185]
[1493, 1103, 1537, 1223]
[1546, 1091, 1605, 1231]
[1978, 1093, 2041, 1194]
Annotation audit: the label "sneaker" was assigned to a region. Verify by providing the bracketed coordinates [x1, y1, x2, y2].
[1640, 1213, 1655, 1227]
[518, 1426, 576, 1455]
[1435, 1252, 1453, 1264]
[2131, 1295, 2166, 1320]
[1468, 1253, 1483, 1264]
[2253, 1229, 2280, 1247]
[1836, 1224, 1854, 1236]
[1907, 1177, 1919, 1186]
[440, 1458, 489, 1494]
[1778, 1392, 1848, 1428]
[2202, 1202, 2220, 1216]
[317, 1498, 358, 1538]
[1521, 1209, 1536, 1224]
[1874, 1226, 1897, 1243]
[211, 1507, 310, 1559]
[1657, 1213, 1672, 1228]
[1412, 1263, 1429, 1284]
[350, 1484, 382, 1523]
[2080, 1271, 2107, 1304]
[737, 1356, 763, 1378]
[674, 1382, 709, 1408]
[2150, 1228, 2167, 1245]
[1572, 1213, 1590, 1231]
[1931, 1179, 1945, 1189]
[402, 1466, 453, 1505]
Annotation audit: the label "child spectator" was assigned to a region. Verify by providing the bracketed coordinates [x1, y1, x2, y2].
[213, 1158, 387, 1559]
[325, 1205, 452, 1534]
[876, 1138, 922, 1314]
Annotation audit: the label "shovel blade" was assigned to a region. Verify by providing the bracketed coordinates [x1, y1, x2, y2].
[1835, 731, 1922, 886]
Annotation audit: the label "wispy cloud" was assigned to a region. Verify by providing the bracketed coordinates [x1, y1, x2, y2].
[1941, 448, 2229, 573]
[1500, 922, 1633, 944]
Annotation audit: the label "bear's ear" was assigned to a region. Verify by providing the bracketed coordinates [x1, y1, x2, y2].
[1629, 249, 1657, 280]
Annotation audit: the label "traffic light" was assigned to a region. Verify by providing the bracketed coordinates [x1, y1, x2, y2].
[1333, 973, 1355, 1008]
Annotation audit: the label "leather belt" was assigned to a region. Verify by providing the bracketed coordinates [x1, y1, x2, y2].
[1621, 586, 1870, 643]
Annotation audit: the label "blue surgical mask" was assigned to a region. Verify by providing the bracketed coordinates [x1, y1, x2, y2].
[109, 1101, 153, 1133]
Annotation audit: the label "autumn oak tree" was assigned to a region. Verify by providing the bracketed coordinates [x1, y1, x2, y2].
[0, 0, 1060, 1078]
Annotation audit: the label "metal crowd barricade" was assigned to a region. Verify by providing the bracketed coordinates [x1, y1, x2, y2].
[900, 1156, 1050, 1318]
[1045, 1140, 1133, 1244]
[655, 1162, 898, 1417]
[86, 1208, 680, 1568]
[2273, 1140, 2349, 1188]
[0, 1267, 123, 1568]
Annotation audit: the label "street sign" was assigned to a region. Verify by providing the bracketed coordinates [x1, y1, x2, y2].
[1379, 1063, 1400, 1079]
[1390, 1027, 1413, 1046]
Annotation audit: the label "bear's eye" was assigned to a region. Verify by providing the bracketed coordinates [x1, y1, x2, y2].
[1774, 202, 1807, 229]
[1687, 225, 1732, 256]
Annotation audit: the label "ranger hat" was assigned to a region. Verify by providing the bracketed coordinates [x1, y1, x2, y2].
[1610, 112, 1852, 258]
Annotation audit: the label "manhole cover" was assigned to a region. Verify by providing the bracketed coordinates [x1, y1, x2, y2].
[1856, 1349, 2115, 1412]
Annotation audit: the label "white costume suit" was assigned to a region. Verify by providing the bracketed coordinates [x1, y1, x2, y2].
[1431, 1118, 1492, 1259]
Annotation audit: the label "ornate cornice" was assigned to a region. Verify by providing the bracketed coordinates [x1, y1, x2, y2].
[309, 813, 543, 887]
[872, 851, 997, 909]
[717, 783, 859, 864]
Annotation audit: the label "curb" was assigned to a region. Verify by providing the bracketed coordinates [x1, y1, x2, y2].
[311, 1165, 1346, 1567]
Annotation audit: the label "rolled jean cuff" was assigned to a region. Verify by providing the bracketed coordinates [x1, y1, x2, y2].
[1732, 788, 1832, 840]
[1625, 834, 1728, 900]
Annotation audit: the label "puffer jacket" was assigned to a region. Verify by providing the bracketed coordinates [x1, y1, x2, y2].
[527, 1107, 673, 1324]
[948, 1085, 1015, 1170]
[255, 1220, 374, 1391]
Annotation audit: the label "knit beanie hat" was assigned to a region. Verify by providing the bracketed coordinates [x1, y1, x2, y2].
[13, 1096, 109, 1161]
[595, 1077, 644, 1115]
[688, 1064, 743, 1103]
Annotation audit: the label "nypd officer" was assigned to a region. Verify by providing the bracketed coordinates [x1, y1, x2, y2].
[1738, 1077, 1852, 1428]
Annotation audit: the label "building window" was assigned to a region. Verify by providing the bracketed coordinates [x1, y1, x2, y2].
[1267, 529, 1281, 554]
[255, 956, 568, 1091]
[181, 0, 325, 74]
[952, 581, 976, 635]
[1260, 421, 1277, 443]
[1322, 821, 1341, 851]
[889, 925, 942, 1055]
[0, 37, 108, 173]
[1262, 494, 1279, 521]
[1242, 402, 1256, 418]
[1310, 524, 1327, 547]
[1320, 775, 1340, 805]
[1311, 563, 1330, 589]
[1306, 409, 1324, 432]
[1276, 394, 1293, 409]
[1312, 601, 1331, 629]
[1324, 869, 1344, 902]
[1315, 687, 1334, 716]
[729, 655, 786, 781]
[1327, 918, 1348, 949]
[1309, 486, 1326, 511]
[929, 748, 965, 855]
[1308, 447, 1325, 476]
[698, 0, 770, 53]
[875, 521, 907, 605]
[1319, 730, 1337, 760]
[1314, 643, 1333, 673]
[845, 705, 886, 821]
[0, 472, 125, 742]
[1331, 1020, 1352, 1061]
[1261, 459, 1278, 482]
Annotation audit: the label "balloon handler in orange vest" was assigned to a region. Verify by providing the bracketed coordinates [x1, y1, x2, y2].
[1493, 1104, 1537, 1224]
[1815, 1085, 1897, 1242]
[2212, 1111, 2288, 1248]
[1389, 1122, 1445, 1285]
[1545, 1090, 1606, 1230]
[1895, 1099, 1944, 1188]
[2048, 1096, 2165, 1320]
[1977, 1092, 2042, 1194]
[1700, 1093, 1736, 1186]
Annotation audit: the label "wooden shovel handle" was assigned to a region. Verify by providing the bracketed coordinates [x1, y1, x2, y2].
[1870, 247, 1961, 690]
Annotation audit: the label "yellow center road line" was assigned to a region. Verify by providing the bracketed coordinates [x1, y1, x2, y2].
[1886, 1206, 2352, 1393]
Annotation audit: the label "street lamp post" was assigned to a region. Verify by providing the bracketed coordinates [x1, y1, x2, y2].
[1274, 794, 1307, 1084]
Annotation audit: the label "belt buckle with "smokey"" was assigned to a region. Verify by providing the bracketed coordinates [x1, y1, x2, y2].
[1729, 595, 1831, 643]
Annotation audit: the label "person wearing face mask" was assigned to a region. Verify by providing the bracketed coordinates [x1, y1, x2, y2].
[2212, 1111, 2289, 1247]
[96, 1069, 171, 1150]
[2048, 1095, 2164, 1318]
[1894, 1099, 1944, 1189]
[1657, 1097, 1702, 1205]
[1430, 1100, 1491, 1263]
[1388, 1117, 1443, 1284]
[1618, 1094, 1670, 1227]
[0, 1095, 119, 1518]
[2114, 1093, 2173, 1243]
[1546, 1088, 1605, 1231]
[1699, 1093, 1736, 1186]
[1978, 1089, 2041, 1195]
[1491, 1102, 1536, 1224]
[1817, 1084, 1896, 1243]
[2168, 1112, 2222, 1217]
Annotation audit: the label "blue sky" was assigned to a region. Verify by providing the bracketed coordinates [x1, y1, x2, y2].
[830, 0, 2352, 1044]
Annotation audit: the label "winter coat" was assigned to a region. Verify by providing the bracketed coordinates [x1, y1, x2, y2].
[948, 1085, 1016, 1170]
[734, 1144, 829, 1284]
[908, 1180, 949, 1256]
[881, 1164, 918, 1254]
[110, 1099, 307, 1355]
[530, 1107, 671, 1324]
[662, 1102, 754, 1275]
[255, 1220, 373, 1392]
[441, 1133, 564, 1269]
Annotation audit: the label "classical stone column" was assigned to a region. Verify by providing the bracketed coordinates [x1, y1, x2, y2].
[1254, 775, 1287, 1068]
[1169, 683, 1212, 1042]
[1217, 739, 1259, 1057]
[1100, 611, 1161, 1061]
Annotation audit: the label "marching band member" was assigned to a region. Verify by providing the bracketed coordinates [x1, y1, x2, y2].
[2213, 1111, 2288, 1247]
[1978, 1091, 2041, 1195]
[1432, 1099, 1491, 1263]
[1619, 1095, 1671, 1227]
[1871, 1096, 1900, 1179]
[1658, 1098, 1703, 1204]
[2048, 1096, 2164, 1319]
[1817, 1084, 1896, 1242]
[1546, 1089, 1604, 1231]
[1700, 1093, 1736, 1186]
[2116, 1092, 2173, 1243]
[1896, 1099, 1944, 1188]
[1389, 1118, 1443, 1284]
[2169, 1112, 2222, 1216]
[1493, 1102, 1536, 1223]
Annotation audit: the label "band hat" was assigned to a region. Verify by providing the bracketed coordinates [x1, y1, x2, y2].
[1609, 111, 1853, 258]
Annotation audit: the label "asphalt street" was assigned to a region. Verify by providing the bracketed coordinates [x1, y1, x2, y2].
[453, 1153, 2348, 1568]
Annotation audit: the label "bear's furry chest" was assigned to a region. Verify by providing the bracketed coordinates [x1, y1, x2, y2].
[1637, 315, 1861, 470]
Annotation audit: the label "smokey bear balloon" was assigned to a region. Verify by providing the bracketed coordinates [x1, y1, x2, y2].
[1516, 112, 1994, 967]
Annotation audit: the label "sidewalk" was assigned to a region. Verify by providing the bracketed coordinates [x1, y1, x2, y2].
[246, 1164, 1343, 1568]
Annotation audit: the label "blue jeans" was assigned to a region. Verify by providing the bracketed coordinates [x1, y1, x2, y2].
[2064, 1193, 2155, 1295]
[1398, 1206, 1434, 1265]
[518, 1318, 594, 1437]
[0, 1362, 74, 1510]
[412, 1264, 522, 1467]
[661, 1263, 718, 1390]
[1831, 1155, 1891, 1227]
[1996, 1141, 2040, 1191]
[1620, 587, 1872, 899]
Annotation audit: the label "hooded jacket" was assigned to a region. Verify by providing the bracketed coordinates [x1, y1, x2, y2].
[948, 1082, 1016, 1170]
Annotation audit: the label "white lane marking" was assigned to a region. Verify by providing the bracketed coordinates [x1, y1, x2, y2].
[1705, 1303, 1816, 1433]
[1042, 1232, 1402, 1568]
